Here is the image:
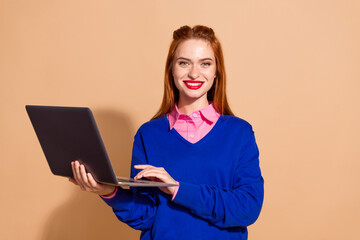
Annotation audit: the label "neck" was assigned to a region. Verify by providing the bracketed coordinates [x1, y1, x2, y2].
[177, 97, 209, 115]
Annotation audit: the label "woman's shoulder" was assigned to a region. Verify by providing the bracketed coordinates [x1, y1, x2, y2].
[136, 115, 168, 134]
[220, 114, 253, 130]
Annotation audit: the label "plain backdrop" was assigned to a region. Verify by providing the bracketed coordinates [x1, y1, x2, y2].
[1, 0, 359, 239]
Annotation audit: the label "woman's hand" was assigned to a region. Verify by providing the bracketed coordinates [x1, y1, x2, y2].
[69, 160, 116, 196]
[134, 165, 178, 195]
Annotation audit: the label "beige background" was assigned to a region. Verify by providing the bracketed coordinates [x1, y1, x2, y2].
[1, 0, 359, 239]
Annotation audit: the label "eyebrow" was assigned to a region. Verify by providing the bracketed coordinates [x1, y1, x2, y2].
[175, 57, 214, 62]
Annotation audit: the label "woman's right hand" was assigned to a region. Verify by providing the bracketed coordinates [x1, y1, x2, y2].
[69, 160, 116, 197]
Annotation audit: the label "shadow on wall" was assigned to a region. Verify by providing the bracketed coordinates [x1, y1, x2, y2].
[41, 109, 140, 240]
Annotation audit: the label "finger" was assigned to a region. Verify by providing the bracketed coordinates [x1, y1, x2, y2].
[143, 168, 176, 183]
[135, 169, 170, 182]
[87, 172, 98, 188]
[71, 161, 80, 184]
[71, 161, 77, 181]
[134, 167, 168, 180]
[73, 161, 86, 190]
[145, 176, 160, 182]
[68, 178, 79, 185]
[134, 164, 154, 169]
[139, 167, 166, 175]
[135, 166, 162, 175]
[72, 161, 80, 181]
[134, 168, 159, 180]
[134, 165, 157, 179]
[79, 164, 91, 189]
[141, 171, 168, 181]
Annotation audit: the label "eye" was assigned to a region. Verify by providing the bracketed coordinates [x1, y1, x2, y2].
[179, 61, 190, 66]
[201, 62, 212, 67]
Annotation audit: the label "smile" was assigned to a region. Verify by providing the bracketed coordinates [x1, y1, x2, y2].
[183, 81, 204, 90]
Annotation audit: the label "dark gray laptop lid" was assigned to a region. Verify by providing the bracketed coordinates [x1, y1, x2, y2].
[26, 105, 118, 185]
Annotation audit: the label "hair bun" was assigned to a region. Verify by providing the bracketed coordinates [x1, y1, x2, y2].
[172, 25, 215, 41]
[173, 25, 191, 40]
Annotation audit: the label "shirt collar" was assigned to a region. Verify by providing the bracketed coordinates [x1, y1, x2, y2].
[200, 103, 221, 123]
[167, 103, 220, 130]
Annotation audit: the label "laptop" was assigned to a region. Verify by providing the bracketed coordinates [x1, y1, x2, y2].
[26, 105, 177, 187]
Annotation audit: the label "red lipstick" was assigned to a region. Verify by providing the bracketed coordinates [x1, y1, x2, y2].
[183, 80, 204, 90]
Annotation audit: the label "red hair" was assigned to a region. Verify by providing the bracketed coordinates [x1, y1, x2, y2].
[152, 25, 234, 119]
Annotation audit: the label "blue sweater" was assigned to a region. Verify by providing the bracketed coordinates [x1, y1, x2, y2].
[102, 115, 264, 240]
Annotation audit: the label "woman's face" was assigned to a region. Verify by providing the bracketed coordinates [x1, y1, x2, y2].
[172, 39, 216, 105]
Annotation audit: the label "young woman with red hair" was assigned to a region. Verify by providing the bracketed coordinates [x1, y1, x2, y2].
[70, 25, 264, 239]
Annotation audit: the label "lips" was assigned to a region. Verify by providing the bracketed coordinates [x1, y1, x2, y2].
[183, 80, 204, 90]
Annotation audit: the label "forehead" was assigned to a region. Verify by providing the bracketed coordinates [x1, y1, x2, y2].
[175, 39, 215, 59]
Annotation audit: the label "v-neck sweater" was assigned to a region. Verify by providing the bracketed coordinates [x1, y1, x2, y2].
[101, 115, 264, 240]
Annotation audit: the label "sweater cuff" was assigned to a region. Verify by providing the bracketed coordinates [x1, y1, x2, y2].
[100, 186, 135, 208]
[100, 186, 118, 199]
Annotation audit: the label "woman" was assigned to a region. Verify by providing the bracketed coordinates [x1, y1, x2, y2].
[70, 25, 264, 239]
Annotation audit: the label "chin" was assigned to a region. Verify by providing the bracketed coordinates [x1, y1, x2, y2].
[180, 92, 208, 102]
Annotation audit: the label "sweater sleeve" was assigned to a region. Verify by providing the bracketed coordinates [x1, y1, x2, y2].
[172, 126, 264, 228]
[101, 131, 158, 230]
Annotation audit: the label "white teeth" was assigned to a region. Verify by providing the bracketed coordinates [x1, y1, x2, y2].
[186, 82, 202, 86]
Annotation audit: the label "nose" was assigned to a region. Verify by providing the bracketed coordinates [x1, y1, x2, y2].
[188, 65, 200, 79]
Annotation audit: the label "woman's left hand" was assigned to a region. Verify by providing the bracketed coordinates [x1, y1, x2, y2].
[134, 165, 178, 195]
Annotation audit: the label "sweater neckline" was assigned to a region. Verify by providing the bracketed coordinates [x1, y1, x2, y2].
[162, 115, 225, 146]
